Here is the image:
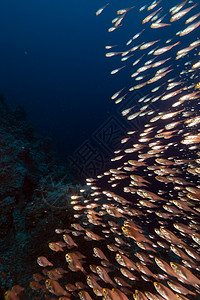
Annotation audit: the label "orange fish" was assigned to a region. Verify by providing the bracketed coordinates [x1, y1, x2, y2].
[45, 279, 70, 297]
[37, 256, 53, 267]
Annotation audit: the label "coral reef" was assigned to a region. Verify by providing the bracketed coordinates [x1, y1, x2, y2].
[0, 96, 74, 297]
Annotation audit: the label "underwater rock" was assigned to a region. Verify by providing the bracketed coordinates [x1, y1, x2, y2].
[0, 98, 74, 294]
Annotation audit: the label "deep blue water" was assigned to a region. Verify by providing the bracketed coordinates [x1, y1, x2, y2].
[0, 0, 130, 158]
[0, 0, 196, 160]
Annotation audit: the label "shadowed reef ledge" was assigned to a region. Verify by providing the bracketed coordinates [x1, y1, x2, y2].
[0, 96, 76, 297]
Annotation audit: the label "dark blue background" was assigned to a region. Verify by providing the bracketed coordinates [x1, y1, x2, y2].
[0, 0, 196, 160]
[0, 0, 135, 158]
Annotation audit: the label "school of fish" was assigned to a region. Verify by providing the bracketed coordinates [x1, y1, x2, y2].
[5, 0, 200, 299]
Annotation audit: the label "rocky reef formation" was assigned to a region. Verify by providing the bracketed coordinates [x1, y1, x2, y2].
[0, 95, 75, 297]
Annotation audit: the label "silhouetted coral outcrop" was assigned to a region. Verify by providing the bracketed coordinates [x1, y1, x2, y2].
[0, 96, 74, 297]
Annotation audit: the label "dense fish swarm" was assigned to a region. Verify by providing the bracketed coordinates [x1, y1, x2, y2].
[5, 0, 200, 299]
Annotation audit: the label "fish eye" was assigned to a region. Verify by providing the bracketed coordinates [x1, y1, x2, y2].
[171, 263, 175, 267]
[46, 280, 50, 286]
[65, 254, 70, 261]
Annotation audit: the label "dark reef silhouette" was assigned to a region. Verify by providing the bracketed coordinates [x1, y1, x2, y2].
[0, 96, 75, 298]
